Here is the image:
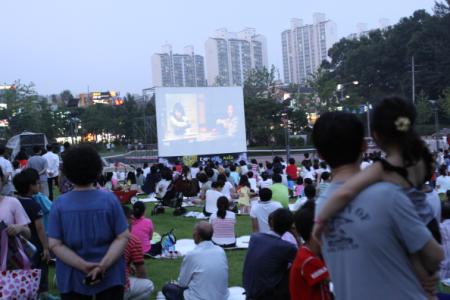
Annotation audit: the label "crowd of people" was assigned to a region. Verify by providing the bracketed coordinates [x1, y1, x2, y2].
[1, 95, 450, 299]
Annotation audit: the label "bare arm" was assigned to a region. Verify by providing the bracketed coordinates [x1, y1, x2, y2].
[35, 219, 49, 260]
[7, 224, 31, 239]
[49, 237, 98, 274]
[135, 264, 147, 279]
[416, 238, 444, 274]
[251, 218, 259, 233]
[317, 162, 384, 222]
[410, 254, 440, 297]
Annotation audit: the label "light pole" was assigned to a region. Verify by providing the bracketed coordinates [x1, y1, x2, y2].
[336, 81, 359, 101]
[429, 100, 439, 151]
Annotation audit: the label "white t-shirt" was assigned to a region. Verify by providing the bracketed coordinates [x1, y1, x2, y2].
[259, 179, 273, 189]
[190, 167, 200, 179]
[143, 167, 151, 178]
[221, 181, 233, 200]
[250, 200, 283, 233]
[205, 190, 224, 214]
[248, 178, 258, 192]
[209, 211, 236, 245]
[436, 175, 450, 194]
[42, 151, 60, 177]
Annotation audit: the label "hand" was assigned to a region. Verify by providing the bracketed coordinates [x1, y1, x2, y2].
[6, 224, 22, 236]
[81, 261, 99, 275]
[87, 265, 104, 281]
[312, 222, 327, 246]
[41, 249, 50, 262]
[420, 272, 439, 296]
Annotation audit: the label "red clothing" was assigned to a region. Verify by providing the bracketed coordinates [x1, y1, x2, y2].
[289, 246, 331, 300]
[286, 164, 298, 180]
[124, 234, 145, 289]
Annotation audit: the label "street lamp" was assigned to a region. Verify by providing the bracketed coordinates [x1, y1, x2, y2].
[336, 81, 359, 101]
[429, 100, 439, 151]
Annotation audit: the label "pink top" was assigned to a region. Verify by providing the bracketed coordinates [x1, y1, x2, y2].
[0, 196, 30, 226]
[131, 217, 154, 253]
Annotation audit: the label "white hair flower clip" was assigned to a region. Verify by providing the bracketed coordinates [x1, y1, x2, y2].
[395, 117, 411, 132]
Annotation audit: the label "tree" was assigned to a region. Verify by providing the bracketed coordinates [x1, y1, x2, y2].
[415, 91, 432, 124]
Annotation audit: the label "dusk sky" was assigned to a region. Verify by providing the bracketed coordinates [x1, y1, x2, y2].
[0, 0, 436, 96]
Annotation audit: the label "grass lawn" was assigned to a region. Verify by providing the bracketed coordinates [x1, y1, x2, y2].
[48, 202, 252, 299]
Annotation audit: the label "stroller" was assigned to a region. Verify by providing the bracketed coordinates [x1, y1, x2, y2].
[152, 177, 199, 216]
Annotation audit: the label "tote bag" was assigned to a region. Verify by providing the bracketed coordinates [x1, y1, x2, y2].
[0, 230, 41, 300]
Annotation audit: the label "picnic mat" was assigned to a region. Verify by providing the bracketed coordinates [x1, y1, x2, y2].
[156, 287, 245, 300]
[176, 236, 250, 256]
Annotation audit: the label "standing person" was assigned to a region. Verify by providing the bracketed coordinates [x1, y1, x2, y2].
[27, 145, 49, 196]
[15, 148, 29, 168]
[0, 145, 14, 195]
[13, 168, 52, 299]
[43, 144, 60, 200]
[209, 196, 236, 247]
[289, 203, 332, 300]
[162, 222, 229, 300]
[286, 158, 298, 183]
[59, 142, 73, 194]
[122, 206, 154, 300]
[270, 174, 289, 208]
[312, 111, 443, 300]
[243, 208, 297, 300]
[250, 188, 282, 233]
[131, 201, 154, 255]
[0, 166, 31, 239]
[237, 175, 252, 214]
[48, 145, 130, 299]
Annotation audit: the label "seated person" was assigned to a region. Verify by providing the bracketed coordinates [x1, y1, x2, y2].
[131, 201, 154, 255]
[243, 208, 297, 300]
[270, 174, 289, 208]
[204, 180, 224, 216]
[141, 165, 161, 195]
[289, 202, 332, 300]
[209, 196, 236, 247]
[122, 206, 154, 300]
[250, 188, 282, 233]
[162, 222, 229, 300]
[155, 168, 172, 199]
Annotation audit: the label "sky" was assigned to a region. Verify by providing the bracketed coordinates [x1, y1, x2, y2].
[0, 0, 436, 96]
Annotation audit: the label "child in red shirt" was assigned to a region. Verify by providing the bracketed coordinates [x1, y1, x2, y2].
[290, 202, 332, 300]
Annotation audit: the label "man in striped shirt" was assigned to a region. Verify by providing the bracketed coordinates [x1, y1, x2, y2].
[123, 206, 154, 300]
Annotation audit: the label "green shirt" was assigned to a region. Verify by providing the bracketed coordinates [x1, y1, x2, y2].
[270, 183, 289, 208]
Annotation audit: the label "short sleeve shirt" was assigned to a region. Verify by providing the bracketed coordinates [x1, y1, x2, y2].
[316, 182, 432, 300]
[289, 246, 331, 300]
[48, 189, 128, 295]
[18, 196, 44, 249]
[270, 184, 289, 208]
[0, 196, 30, 226]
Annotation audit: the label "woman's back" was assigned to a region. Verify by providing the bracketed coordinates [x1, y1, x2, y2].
[48, 189, 128, 294]
[209, 211, 236, 246]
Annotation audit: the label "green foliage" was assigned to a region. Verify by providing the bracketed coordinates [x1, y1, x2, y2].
[415, 91, 433, 124]
[243, 66, 308, 147]
[321, 7, 450, 103]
